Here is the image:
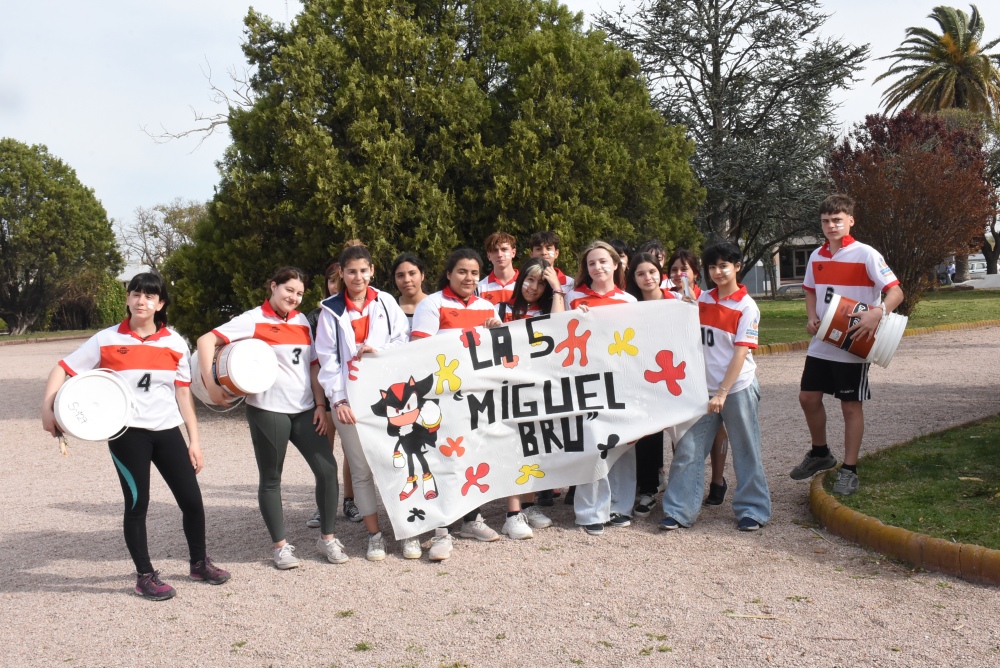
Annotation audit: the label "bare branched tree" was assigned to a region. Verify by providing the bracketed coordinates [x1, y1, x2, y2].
[141, 60, 254, 149]
[116, 199, 207, 272]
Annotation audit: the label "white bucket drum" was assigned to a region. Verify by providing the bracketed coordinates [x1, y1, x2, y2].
[817, 292, 908, 368]
[191, 339, 278, 406]
[54, 370, 136, 441]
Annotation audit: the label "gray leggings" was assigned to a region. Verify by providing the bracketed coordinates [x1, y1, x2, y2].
[246, 405, 339, 541]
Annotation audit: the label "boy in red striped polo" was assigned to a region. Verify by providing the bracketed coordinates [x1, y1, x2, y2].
[477, 232, 519, 307]
[790, 194, 904, 495]
[660, 242, 770, 532]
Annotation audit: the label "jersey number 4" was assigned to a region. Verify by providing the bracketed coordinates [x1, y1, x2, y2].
[137, 373, 152, 392]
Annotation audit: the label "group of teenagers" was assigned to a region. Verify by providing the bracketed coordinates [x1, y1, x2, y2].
[40, 193, 902, 601]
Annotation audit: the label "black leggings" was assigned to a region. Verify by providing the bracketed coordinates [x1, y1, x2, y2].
[108, 427, 206, 574]
[245, 405, 339, 541]
[635, 431, 664, 495]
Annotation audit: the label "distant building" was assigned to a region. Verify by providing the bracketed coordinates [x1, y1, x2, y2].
[116, 264, 155, 288]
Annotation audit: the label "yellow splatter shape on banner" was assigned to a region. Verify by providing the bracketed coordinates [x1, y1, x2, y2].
[434, 354, 461, 394]
[516, 464, 545, 485]
[530, 330, 546, 347]
[608, 328, 638, 356]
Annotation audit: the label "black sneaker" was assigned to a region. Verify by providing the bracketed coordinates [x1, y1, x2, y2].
[537, 489, 555, 507]
[343, 498, 362, 522]
[582, 523, 604, 536]
[658, 517, 681, 531]
[704, 478, 728, 506]
[633, 494, 656, 518]
[606, 513, 632, 528]
[736, 517, 763, 532]
[789, 452, 837, 480]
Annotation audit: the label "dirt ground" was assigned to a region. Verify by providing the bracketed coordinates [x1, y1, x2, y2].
[2, 328, 999, 667]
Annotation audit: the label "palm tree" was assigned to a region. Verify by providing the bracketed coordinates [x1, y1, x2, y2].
[874, 5, 1000, 117]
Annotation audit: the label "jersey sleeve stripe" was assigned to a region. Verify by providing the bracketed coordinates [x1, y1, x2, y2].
[411, 331, 431, 339]
[174, 380, 192, 386]
[211, 329, 232, 344]
[58, 360, 77, 377]
[734, 341, 758, 349]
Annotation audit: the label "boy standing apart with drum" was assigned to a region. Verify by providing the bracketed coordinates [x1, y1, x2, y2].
[790, 194, 904, 495]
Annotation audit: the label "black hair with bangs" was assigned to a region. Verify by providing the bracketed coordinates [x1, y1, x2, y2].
[126, 272, 170, 330]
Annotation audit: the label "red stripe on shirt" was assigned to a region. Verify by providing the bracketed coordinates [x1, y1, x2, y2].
[811, 261, 875, 287]
[98, 345, 184, 372]
[350, 315, 370, 344]
[698, 302, 741, 335]
[439, 308, 494, 331]
[253, 322, 312, 346]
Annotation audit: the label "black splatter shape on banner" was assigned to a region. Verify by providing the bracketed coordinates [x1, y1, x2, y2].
[598, 435, 620, 460]
[407, 508, 426, 522]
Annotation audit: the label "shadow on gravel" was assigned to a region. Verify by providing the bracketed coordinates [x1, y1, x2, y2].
[0, 378, 46, 420]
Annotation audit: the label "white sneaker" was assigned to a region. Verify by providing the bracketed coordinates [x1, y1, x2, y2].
[501, 513, 534, 540]
[366, 532, 387, 561]
[401, 537, 422, 559]
[316, 537, 349, 564]
[273, 543, 300, 570]
[657, 470, 666, 493]
[523, 505, 553, 529]
[305, 509, 321, 529]
[428, 528, 454, 561]
[458, 514, 500, 542]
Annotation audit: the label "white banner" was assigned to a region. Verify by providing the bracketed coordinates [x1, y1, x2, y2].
[347, 300, 708, 538]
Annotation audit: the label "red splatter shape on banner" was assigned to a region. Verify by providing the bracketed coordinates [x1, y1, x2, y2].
[440, 437, 466, 457]
[461, 463, 490, 495]
[347, 360, 359, 381]
[501, 355, 519, 369]
[460, 328, 481, 347]
[644, 350, 686, 396]
[554, 319, 591, 367]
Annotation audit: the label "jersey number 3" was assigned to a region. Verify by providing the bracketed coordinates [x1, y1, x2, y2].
[291, 348, 302, 365]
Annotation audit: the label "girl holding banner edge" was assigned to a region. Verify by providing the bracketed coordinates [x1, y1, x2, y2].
[41, 273, 230, 601]
[495, 257, 566, 537]
[197, 267, 346, 570]
[315, 245, 410, 561]
[409, 248, 503, 560]
[564, 241, 638, 536]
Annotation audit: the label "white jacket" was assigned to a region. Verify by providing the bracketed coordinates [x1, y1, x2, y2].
[315, 288, 410, 404]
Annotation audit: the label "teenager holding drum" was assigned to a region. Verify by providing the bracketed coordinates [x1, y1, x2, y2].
[41, 273, 230, 600]
[197, 267, 345, 570]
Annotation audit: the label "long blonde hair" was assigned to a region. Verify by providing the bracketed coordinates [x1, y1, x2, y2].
[574, 241, 626, 290]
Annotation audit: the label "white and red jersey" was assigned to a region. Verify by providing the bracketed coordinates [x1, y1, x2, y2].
[59, 321, 191, 431]
[410, 287, 498, 340]
[803, 236, 900, 363]
[477, 270, 519, 307]
[697, 286, 759, 394]
[315, 287, 410, 404]
[212, 301, 316, 414]
[565, 285, 637, 310]
[660, 275, 673, 290]
[554, 267, 575, 292]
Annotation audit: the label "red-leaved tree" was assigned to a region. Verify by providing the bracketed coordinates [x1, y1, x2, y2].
[829, 111, 993, 314]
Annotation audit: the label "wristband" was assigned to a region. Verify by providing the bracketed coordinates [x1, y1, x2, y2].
[552, 290, 565, 295]
[716, 387, 728, 395]
[333, 400, 348, 408]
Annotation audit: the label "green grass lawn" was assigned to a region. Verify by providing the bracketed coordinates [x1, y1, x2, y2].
[0, 329, 95, 342]
[757, 289, 1000, 346]
[827, 415, 1000, 551]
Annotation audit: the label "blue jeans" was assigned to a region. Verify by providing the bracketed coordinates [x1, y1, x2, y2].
[661, 380, 771, 526]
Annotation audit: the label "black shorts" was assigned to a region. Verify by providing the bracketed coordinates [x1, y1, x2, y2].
[800, 355, 871, 402]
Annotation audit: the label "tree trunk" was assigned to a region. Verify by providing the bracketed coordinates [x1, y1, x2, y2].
[983, 217, 999, 274]
[954, 252, 970, 283]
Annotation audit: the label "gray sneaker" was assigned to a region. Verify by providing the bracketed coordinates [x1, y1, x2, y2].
[366, 532, 387, 561]
[305, 508, 321, 529]
[317, 537, 349, 564]
[458, 514, 500, 542]
[832, 468, 860, 496]
[428, 529, 454, 561]
[789, 452, 838, 480]
[273, 543, 300, 570]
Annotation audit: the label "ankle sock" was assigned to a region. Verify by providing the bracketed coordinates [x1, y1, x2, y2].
[522, 502, 534, 510]
[810, 445, 831, 458]
[506, 511, 519, 518]
[463, 510, 478, 522]
[841, 463, 857, 474]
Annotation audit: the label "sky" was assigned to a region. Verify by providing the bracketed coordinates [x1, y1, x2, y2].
[1, 1, 946, 231]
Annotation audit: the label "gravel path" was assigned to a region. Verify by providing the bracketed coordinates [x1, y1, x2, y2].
[2, 329, 999, 667]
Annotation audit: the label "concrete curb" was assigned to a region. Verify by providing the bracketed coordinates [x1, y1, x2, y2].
[0, 334, 93, 347]
[809, 474, 1000, 586]
[756, 319, 1000, 357]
